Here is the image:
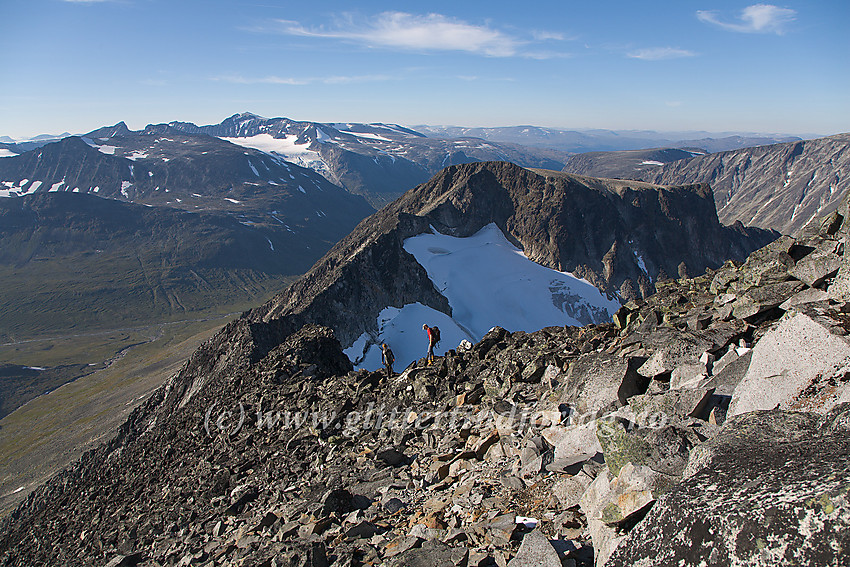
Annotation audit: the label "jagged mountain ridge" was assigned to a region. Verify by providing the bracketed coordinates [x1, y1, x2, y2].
[636, 133, 850, 235]
[248, 162, 777, 351]
[162, 113, 572, 207]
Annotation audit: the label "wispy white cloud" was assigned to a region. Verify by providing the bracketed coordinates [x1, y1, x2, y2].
[212, 74, 393, 85]
[697, 4, 796, 34]
[532, 30, 573, 42]
[273, 12, 520, 57]
[255, 12, 571, 59]
[627, 47, 696, 60]
[523, 50, 574, 60]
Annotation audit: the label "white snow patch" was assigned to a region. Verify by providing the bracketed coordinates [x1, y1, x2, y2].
[148, 171, 154, 177]
[247, 159, 260, 177]
[11, 486, 25, 494]
[97, 145, 117, 155]
[224, 198, 242, 204]
[347, 223, 620, 371]
[128, 150, 148, 161]
[121, 181, 132, 198]
[93, 186, 100, 193]
[25, 366, 46, 371]
[223, 133, 314, 156]
[0, 149, 17, 158]
[640, 160, 665, 166]
[266, 238, 275, 251]
[315, 128, 334, 143]
[222, 134, 330, 178]
[297, 186, 306, 194]
[49, 180, 65, 192]
[347, 131, 392, 142]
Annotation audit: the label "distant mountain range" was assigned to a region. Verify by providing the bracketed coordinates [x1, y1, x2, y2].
[413, 125, 803, 154]
[158, 113, 571, 207]
[0, 127, 376, 343]
[561, 147, 705, 179]
[2, 116, 809, 207]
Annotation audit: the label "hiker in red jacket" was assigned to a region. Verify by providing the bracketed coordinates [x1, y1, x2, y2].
[422, 324, 440, 365]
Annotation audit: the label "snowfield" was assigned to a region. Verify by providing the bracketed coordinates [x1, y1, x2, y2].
[221, 134, 330, 178]
[345, 223, 621, 371]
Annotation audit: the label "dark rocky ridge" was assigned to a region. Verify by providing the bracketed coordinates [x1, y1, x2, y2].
[249, 161, 776, 346]
[1, 189, 849, 565]
[638, 133, 850, 235]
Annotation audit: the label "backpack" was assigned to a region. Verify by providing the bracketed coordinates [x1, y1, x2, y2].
[431, 326, 441, 346]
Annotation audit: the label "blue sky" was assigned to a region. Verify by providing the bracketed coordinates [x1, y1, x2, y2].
[1, 0, 848, 138]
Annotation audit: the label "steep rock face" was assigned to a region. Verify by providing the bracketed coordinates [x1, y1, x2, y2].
[639, 134, 850, 235]
[250, 162, 776, 346]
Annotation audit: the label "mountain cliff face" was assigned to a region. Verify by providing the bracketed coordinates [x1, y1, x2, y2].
[1, 184, 847, 567]
[638, 134, 850, 235]
[248, 162, 776, 354]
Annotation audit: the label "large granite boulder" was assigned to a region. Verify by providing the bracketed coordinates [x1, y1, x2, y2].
[729, 304, 850, 416]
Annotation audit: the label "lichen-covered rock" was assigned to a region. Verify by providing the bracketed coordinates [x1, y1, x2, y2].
[607, 407, 850, 567]
[596, 418, 696, 478]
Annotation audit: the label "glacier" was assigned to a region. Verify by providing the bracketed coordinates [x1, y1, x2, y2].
[345, 223, 620, 371]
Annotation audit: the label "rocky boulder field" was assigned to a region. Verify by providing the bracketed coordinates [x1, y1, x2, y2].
[2, 204, 850, 565]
